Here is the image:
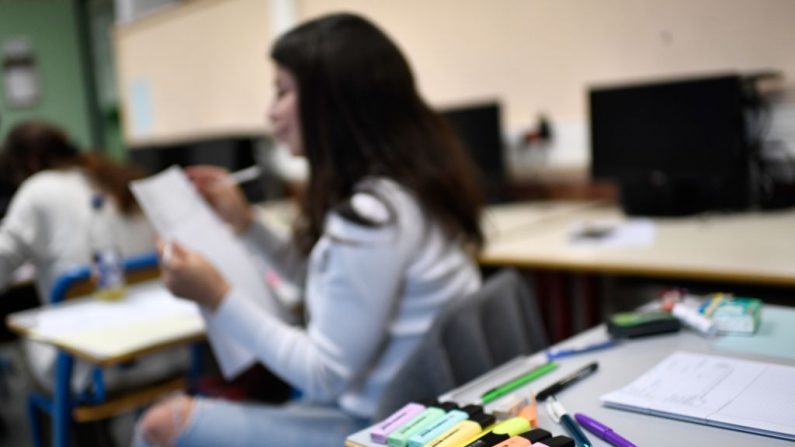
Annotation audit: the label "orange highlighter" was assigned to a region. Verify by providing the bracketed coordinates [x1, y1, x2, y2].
[491, 428, 552, 447]
[517, 397, 538, 428]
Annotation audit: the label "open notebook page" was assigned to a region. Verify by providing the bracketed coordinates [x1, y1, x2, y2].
[601, 351, 795, 441]
[131, 166, 284, 378]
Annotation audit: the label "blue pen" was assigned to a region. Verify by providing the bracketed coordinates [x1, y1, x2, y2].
[546, 339, 616, 361]
[547, 396, 592, 447]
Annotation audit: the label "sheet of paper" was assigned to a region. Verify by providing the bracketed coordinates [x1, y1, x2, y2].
[601, 351, 795, 440]
[29, 282, 203, 357]
[32, 282, 197, 338]
[131, 166, 283, 378]
[568, 219, 656, 248]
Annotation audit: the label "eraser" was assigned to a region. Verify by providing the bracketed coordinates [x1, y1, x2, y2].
[487, 393, 529, 420]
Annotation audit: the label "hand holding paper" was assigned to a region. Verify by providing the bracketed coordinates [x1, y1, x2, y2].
[159, 240, 229, 311]
[131, 166, 284, 378]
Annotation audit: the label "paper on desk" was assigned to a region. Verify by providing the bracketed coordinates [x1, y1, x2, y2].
[32, 283, 198, 339]
[29, 282, 204, 357]
[568, 219, 655, 248]
[601, 351, 795, 440]
[131, 166, 283, 378]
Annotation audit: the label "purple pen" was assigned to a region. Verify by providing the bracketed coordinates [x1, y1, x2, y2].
[574, 413, 637, 447]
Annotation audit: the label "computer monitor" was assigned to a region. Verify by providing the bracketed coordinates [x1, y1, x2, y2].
[127, 137, 266, 202]
[590, 74, 750, 215]
[440, 102, 507, 203]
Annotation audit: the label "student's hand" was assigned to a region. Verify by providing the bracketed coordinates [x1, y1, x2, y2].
[158, 240, 229, 311]
[185, 165, 254, 234]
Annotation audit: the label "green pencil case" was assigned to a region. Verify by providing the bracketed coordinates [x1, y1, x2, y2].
[607, 311, 681, 338]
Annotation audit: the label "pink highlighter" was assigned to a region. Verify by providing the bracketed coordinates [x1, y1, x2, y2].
[491, 433, 574, 447]
[370, 403, 426, 444]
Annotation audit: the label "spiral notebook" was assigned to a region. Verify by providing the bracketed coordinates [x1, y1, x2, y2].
[600, 351, 795, 441]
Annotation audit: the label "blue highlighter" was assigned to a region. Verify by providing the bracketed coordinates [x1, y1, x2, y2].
[546, 396, 592, 447]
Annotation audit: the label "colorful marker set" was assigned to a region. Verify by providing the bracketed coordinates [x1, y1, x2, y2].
[370, 400, 574, 447]
[370, 358, 638, 447]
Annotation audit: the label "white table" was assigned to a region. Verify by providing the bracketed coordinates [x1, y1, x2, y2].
[346, 305, 795, 447]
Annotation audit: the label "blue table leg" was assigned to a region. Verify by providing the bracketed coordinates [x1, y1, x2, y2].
[188, 342, 202, 393]
[53, 351, 73, 447]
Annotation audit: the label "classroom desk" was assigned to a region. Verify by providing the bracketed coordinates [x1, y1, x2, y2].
[346, 304, 795, 447]
[256, 198, 604, 244]
[480, 200, 603, 241]
[6, 280, 204, 447]
[480, 203, 795, 287]
[265, 198, 795, 286]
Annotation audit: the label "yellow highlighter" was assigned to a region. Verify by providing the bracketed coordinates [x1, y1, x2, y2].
[459, 416, 532, 447]
[424, 413, 495, 447]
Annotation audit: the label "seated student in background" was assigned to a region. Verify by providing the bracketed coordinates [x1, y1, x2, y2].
[135, 12, 485, 447]
[0, 120, 186, 392]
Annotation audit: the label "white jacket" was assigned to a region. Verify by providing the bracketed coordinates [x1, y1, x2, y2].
[212, 177, 481, 418]
[0, 167, 186, 391]
[0, 168, 156, 299]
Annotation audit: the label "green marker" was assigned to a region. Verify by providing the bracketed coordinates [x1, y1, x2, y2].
[480, 362, 558, 404]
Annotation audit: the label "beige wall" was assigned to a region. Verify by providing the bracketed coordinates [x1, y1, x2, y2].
[115, 0, 795, 167]
[300, 0, 795, 168]
[115, 0, 273, 146]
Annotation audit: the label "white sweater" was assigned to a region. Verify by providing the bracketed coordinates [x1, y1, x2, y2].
[0, 168, 156, 299]
[0, 168, 186, 391]
[211, 177, 481, 418]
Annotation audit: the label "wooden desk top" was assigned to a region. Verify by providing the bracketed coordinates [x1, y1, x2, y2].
[481, 200, 604, 240]
[480, 204, 795, 286]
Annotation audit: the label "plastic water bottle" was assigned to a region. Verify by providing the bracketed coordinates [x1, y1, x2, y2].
[89, 194, 126, 300]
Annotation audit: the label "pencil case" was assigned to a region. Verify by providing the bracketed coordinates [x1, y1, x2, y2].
[607, 311, 681, 338]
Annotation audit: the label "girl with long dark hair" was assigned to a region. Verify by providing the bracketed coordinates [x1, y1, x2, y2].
[135, 13, 484, 447]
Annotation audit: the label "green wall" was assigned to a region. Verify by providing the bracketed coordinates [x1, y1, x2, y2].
[0, 0, 92, 148]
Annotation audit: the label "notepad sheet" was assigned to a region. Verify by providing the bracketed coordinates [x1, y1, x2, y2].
[600, 351, 795, 440]
[131, 166, 284, 378]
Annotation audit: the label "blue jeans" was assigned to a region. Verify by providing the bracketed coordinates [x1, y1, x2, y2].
[133, 397, 371, 447]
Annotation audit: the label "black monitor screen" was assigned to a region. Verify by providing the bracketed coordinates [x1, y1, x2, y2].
[590, 75, 747, 181]
[589, 75, 751, 214]
[441, 102, 506, 202]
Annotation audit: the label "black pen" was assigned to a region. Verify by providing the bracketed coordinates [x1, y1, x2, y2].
[535, 361, 598, 401]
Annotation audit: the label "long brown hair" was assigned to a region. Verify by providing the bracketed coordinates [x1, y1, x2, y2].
[271, 13, 484, 254]
[0, 120, 144, 214]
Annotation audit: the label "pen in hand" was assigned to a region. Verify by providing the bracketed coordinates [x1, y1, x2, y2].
[574, 413, 636, 447]
[547, 396, 592, 447]
[227, 165, 262, 184]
